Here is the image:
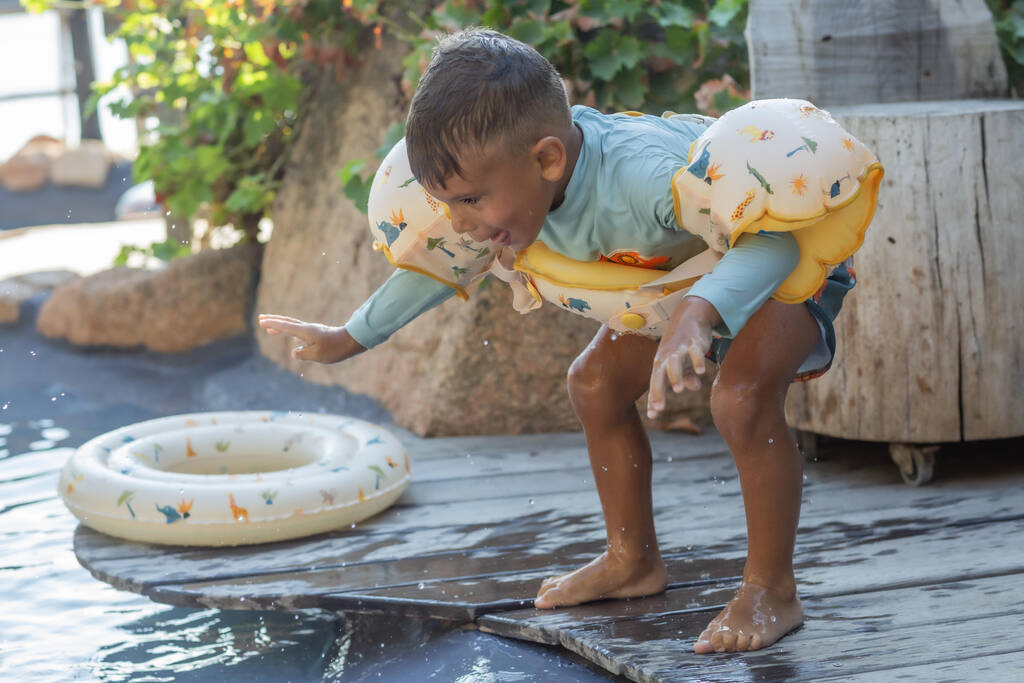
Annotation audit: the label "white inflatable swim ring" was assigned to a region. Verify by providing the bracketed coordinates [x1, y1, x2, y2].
[59, 411, 410, 546]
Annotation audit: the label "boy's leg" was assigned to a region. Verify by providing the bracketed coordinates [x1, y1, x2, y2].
[535, 325, 668, 608]
[694, 298, 821, 653]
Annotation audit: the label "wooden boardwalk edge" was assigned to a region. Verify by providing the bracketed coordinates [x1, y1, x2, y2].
[68, 430, 1024, 682]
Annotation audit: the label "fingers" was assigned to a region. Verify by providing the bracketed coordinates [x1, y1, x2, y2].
[257, 315, 310, 339]
[258, 313, 304, 324]
[650, 346, 709, 417]
[688, 343, 707, 378]
[665, 349, 688, 393]
[647, 357, 667, 419]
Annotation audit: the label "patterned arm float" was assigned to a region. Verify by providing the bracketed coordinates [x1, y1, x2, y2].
[672, 98, 883, 304]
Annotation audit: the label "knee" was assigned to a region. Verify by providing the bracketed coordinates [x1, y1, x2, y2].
[710, 377, 785, 450]
[567, 351, 644, 423]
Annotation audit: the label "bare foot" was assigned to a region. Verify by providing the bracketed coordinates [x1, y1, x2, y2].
[693, 581, 803, 653]
[534, 550, 668, 609]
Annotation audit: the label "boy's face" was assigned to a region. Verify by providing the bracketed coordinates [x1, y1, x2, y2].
[423, 138, 566, 251]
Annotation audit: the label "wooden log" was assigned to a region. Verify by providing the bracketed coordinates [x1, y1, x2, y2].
[747, 0, 1008, 106]
[785, 100, 1024, 442]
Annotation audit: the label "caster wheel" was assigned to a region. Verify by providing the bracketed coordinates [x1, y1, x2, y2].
[888, 443, 938, 486]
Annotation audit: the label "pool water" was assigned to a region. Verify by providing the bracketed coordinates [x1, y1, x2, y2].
[0, 419, 612, 682]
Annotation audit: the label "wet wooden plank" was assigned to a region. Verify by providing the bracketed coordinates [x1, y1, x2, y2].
[63, 438, 949, 569]
[62, 429, 1024, 680]
[401, 430, 724, 464]
[74, 463, 1024, 600]
[840, 650, 1024, 682]
[143, 510, 1024, 619]
[481, 573, 1024, 682]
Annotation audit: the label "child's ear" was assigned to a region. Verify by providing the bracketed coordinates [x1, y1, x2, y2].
[532, 136, 566, 183]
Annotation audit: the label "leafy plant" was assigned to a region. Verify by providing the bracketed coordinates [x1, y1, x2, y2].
[400, 0, 750, 114]
[24, 0, 751, 225]
[113, 239, 192, 267]
[988, 0, 1024, 94]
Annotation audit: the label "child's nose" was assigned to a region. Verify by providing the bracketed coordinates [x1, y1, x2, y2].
[451, 212, 474, 235]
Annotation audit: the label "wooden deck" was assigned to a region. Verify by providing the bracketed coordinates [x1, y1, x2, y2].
[74, 429, 1024, 681]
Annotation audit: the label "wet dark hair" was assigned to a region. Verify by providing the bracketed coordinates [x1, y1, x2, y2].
[405, 28, 571, 189]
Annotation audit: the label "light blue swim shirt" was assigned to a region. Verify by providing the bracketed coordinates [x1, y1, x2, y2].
[344, 106, 800, 349]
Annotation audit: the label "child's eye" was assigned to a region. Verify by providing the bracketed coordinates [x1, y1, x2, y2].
[461, 197, 479, 206]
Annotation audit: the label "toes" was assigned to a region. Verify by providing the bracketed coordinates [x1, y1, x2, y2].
[748, 633, 763, 651]
[712, 629, 738, 653]
[693, 629, 715, 654]
[735, 632, 751, 651]
[534, 587, 559, 609]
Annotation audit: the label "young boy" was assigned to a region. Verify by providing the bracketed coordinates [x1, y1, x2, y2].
[260, 28, 872, 653]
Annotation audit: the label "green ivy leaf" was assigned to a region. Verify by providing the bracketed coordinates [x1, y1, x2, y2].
[376, 122, 406, 159]
[610, 65, 647, 109]
[242, 109, 276, 147]
[508, 18, 546, 46]
[584, 30, 644, 81]
[709, 0, 747, 28]
[338, 159, 367, 185]
[653, 3, 695, 28]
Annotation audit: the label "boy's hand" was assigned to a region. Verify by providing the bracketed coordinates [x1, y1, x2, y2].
[646, 297, 722, 419]
[257, 314, 366, 364]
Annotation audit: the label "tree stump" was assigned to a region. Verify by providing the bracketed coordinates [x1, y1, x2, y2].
[747, 0, 1023, 445]
[785, 100, 1024, 442]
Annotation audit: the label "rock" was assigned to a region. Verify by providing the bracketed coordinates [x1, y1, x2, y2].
[0, 135, 65, 192]
[255, 36, 713, 437]
[50, 139, 114, 189]
[37, 245, 261, 352]
[0, 288, 25, 323]
[0, 270, 78, 324]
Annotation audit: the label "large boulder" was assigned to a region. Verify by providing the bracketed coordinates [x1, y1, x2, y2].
[0, 135, 64, 192]
[256, 37, 712, 436]
[38, 245, 260, 352]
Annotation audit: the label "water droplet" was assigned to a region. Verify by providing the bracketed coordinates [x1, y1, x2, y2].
[770, 615, 777, 622]
[528, 498, 534, 505]
[600, 465, 608, 471]
[350, 523, 356, 528]
[768, 438, 774, 444]
[482, 339, 489, 346]
[417, 582, 425, 590]
[666, 456, 673, 462]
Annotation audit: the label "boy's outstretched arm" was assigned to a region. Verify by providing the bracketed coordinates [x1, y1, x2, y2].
[259, 268, 455, 363]
[258, 314, 367, 363]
